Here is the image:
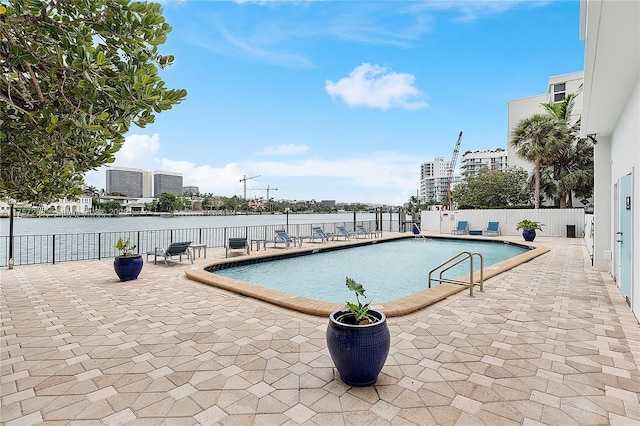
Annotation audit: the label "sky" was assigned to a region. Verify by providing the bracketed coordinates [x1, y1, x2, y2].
[84, 0, 585, 206]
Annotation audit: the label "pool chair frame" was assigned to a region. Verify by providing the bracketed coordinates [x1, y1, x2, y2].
[147, 241, 193, 266]
[226, 237, 249, 258]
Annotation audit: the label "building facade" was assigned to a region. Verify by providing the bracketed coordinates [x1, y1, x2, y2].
[420, 157, 457, 203]
[183, 186, 199, 195]
[105, 167, 144, 198]
[154, 171, 183, 196]
[507, 71, 584, 173]
[460, 149, 508, 178]
[142, 171, 153, 198]
[43, 196, 93, 215]
[580, 0, 639, 322]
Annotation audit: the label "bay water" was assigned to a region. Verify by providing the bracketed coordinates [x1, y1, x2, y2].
[1, 212, 400, 236]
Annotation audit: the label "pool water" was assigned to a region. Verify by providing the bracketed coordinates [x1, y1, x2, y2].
[213, 238, 529, 304]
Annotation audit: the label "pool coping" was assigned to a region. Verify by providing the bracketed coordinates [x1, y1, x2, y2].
[185, 234, 550, 317]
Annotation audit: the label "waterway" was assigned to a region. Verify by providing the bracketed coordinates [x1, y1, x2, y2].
[0, 212, 402, 236]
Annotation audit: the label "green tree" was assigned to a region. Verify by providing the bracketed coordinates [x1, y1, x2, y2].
[510, 114, 570, 208]
[540, 93, 593, 208]
[0, 0, 187, 204]
[156, 192, 179, 212]
[452, 168, 531, 209]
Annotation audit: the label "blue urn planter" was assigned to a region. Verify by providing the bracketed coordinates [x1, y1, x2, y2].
[522, 230, 537, 241]
[113, 255, 143, 281]
[326, 309, 390, 387]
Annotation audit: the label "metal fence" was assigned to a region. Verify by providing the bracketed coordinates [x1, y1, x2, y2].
[1, 219, 402, 267]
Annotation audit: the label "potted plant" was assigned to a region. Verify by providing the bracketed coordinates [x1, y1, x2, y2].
[326, 277, 390, 386]
[113, 237, 143, 281]
[516, 219, 544, 242]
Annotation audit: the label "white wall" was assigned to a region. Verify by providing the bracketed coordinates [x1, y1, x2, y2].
[609, 78, 640, 318]
[420, 209, 585, 238]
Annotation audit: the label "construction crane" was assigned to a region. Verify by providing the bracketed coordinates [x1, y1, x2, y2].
[239, 174, 260, 200]
[253, 185, 278, 201]
[447, 131, 463, 210]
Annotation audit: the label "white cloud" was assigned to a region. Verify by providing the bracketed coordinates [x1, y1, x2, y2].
[245, 151, 418, 188]
[325, 63, 428, 110]
[257, 144, 309, 156]
[83, 132, 420, 204]
[114, 133, 161, 167]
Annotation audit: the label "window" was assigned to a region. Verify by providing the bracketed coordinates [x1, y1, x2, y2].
[552, 83, 566, 102]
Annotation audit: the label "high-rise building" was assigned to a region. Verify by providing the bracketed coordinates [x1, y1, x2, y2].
[154, 171, 183, 196]
[419, 157, 455, 203]
[460, 149, 509, 178]
[105, 167, 143, 198]
[142, 171, 153, 197]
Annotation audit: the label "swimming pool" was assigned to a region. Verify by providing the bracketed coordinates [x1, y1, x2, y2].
[206, 238, 530, 305]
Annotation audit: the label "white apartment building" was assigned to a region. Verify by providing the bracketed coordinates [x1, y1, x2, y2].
[420, 157, 461, 204]
[460, 149, 508, 178]
[580, 0, 639, 322]
[507, 71, 584, 173]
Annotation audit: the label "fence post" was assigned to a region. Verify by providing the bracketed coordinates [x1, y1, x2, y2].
[137, 231, 141, 255]
[52, 234, 56, 265]
[98, 233, 101, 260]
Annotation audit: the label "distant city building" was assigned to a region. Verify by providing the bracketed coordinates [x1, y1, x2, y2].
[142, 171, 153, 197]
[419, 157, 460, 203]
[183, 186, 199, 195]
[460, 149, 509, 178]
[154, 171, 183, 196]
[106, 167, 144, 198]
[321, 200, 336, 208]
[43, 196, 92, 215]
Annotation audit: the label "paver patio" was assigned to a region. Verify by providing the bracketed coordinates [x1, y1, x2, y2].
[1, 235, 639, 425]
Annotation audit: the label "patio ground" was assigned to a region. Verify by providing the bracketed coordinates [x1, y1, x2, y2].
[1, 235, 639, 425]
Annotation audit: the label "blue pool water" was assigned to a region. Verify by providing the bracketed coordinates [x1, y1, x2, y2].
[213, 238, 529, 304]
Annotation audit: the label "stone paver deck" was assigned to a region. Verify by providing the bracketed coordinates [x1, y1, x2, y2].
[1, 235, 639, 425]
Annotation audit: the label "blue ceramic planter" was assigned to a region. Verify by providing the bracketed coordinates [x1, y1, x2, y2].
[522, 230, 537, 241]
[113, 255, 143, 281]
[326, 309, 390, 386]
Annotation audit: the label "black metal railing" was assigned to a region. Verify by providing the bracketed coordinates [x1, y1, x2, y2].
[1, 219, 401, 267]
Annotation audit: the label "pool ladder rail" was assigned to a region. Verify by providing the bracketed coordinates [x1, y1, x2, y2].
[428, 251, 484, 297]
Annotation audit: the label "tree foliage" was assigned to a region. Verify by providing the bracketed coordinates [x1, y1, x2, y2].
[510, 114, 570, 209]
[452, 168, 532, 209]
[0, 0, 187, 204]
[539, 93, 593, 207]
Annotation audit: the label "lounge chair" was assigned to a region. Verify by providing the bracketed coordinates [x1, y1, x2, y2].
[483, 221, 501, 236]
[226, 237, 249, 257]
[301, 227, 332, 244]
[356, 225, 381, 238]
[335, 226, 356, 240]
[451, 221, 468, 235]
[147, 241, 193, 266]
[270, 229, 297, 248]
[313, 227, 333, 243]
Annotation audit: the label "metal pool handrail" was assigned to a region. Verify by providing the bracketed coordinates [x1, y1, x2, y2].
[428, 251, 484, 297]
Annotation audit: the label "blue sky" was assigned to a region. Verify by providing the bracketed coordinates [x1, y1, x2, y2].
[84, 0, 585, 205]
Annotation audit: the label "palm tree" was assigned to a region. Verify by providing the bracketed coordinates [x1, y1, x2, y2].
[510, 114, 570, 208]
[540, 92, 594, 207]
